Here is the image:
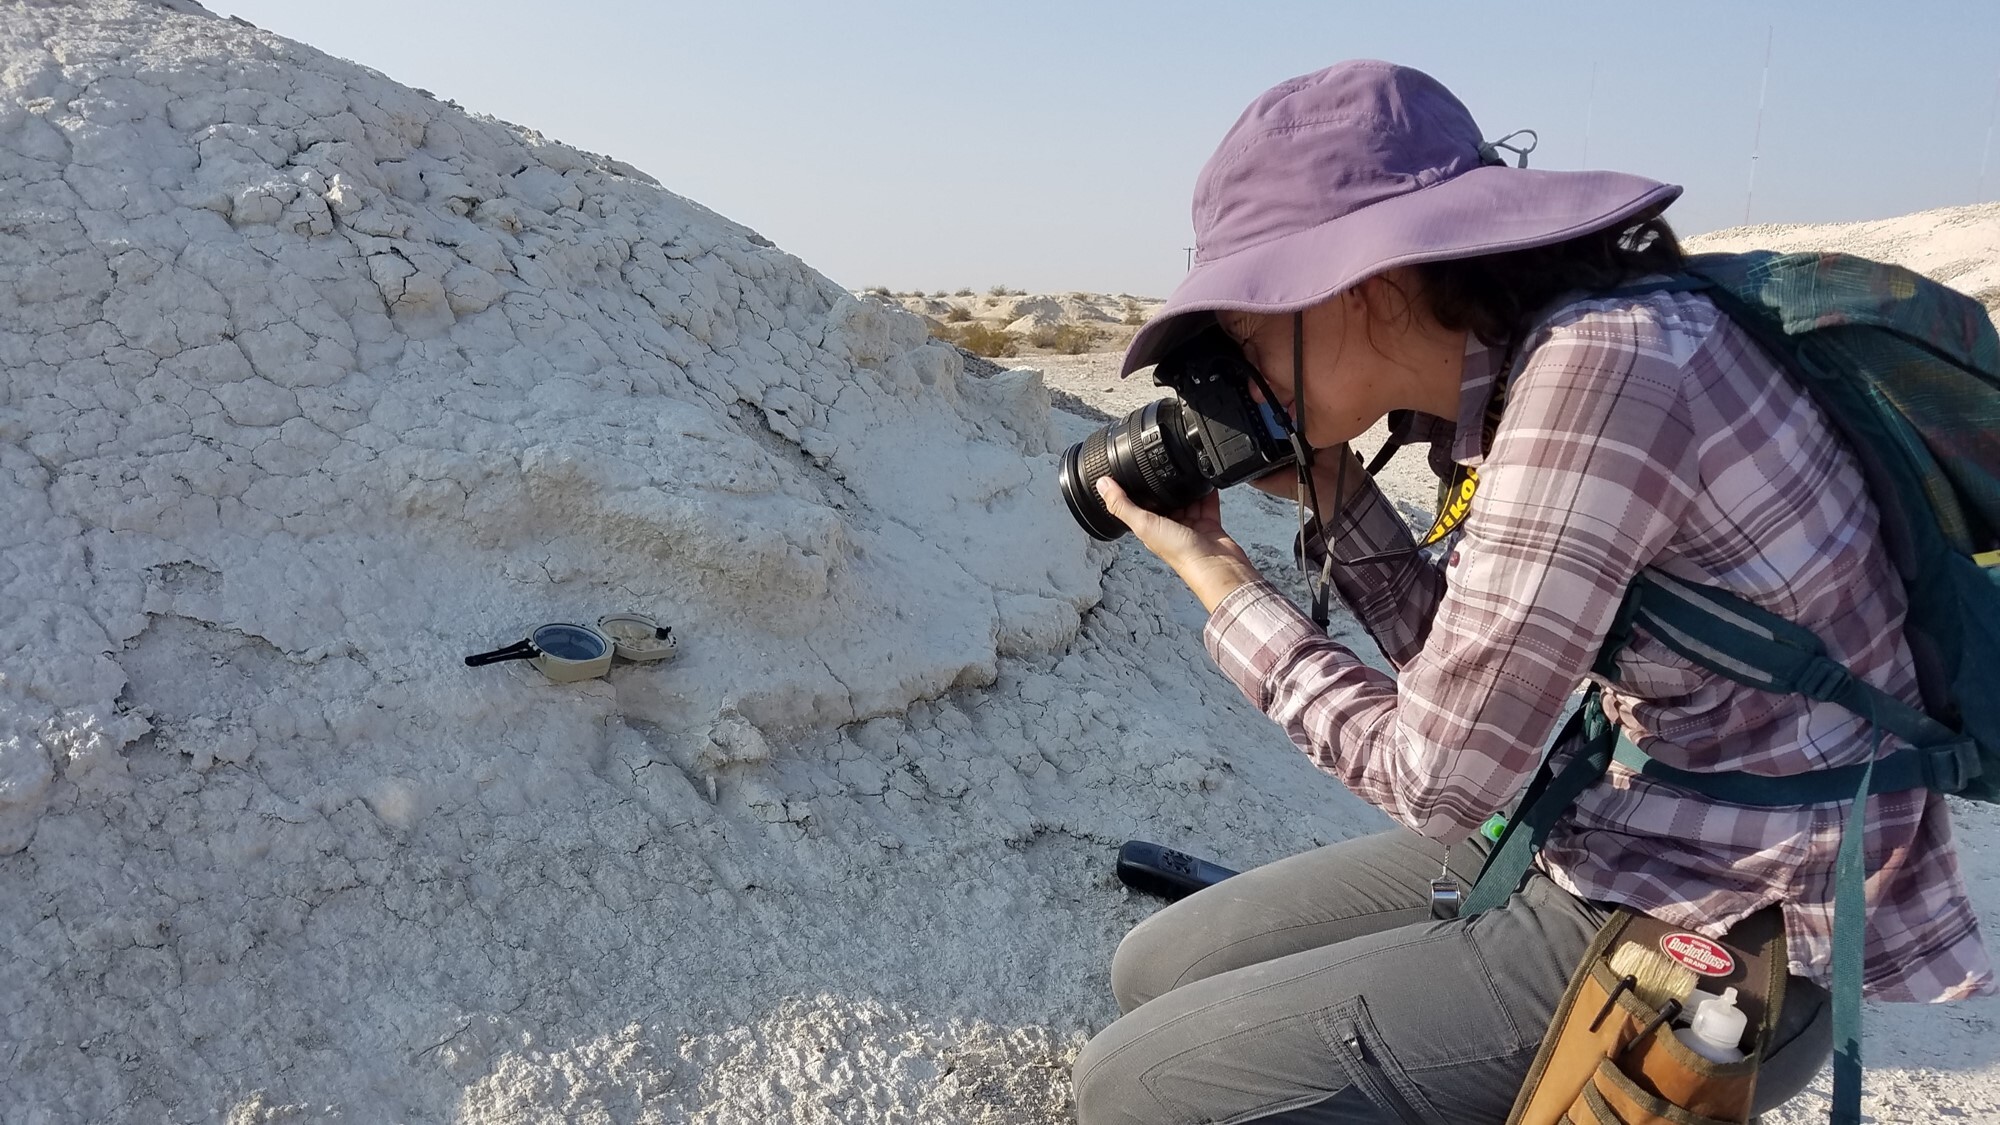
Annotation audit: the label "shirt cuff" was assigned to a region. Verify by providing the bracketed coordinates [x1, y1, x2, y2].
[1202, 579, 1329, 712]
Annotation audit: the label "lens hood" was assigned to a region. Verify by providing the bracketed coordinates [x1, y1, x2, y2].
[1060, 433, 1128, 541]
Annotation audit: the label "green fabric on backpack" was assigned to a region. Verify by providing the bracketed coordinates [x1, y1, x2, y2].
[1694, 251, 1999, 550]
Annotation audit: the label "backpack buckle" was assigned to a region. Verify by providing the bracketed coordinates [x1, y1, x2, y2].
[1922, 740, 1983, 794]
[1797, 657, 1855, 704]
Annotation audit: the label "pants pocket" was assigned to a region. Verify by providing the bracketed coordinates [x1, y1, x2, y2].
[1136, 1005, 1362, 1125]
[1313, 995, 1437, 1125]
[1135, 995, 1436, 1125]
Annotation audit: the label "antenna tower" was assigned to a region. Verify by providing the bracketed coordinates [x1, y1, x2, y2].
[1744, 26, 1773, 225]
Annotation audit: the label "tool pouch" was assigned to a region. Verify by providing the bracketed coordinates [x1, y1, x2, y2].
[1506, 907, 1788, 1125]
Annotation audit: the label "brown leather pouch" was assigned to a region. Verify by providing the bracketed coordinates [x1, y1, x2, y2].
[1507, 907, 1788, 1125]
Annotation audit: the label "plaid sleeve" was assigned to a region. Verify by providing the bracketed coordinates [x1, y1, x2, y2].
[1310, 479, 1444, 668]
[1293, 415, 1459, 668]
[1206, 314, 1702, 838]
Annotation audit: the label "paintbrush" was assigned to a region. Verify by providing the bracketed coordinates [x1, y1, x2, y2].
[1610, 940, 1700, 1009]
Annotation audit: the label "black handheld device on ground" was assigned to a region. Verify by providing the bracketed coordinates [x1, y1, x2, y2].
[1115, 840, 1241, 901]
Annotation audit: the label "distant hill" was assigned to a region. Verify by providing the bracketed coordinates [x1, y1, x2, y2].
[854, 289, 1165, 356]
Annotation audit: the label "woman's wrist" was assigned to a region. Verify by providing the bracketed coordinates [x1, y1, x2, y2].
[1180, 554, 1264, 613]
[1259, 444, 1369, 524]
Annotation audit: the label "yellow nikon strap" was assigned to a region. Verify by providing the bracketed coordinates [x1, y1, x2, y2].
[1418, 350, 1518, 549]
[1422, 465, 1479, 547]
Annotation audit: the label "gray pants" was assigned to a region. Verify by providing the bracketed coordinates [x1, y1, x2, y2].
[1074, 829, 1832, 1124]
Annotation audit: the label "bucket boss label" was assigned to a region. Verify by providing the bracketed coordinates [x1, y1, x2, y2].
[1660, 932, 1736, 977]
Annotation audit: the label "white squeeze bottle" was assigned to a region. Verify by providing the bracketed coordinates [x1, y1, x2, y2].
[1675, 986, 1749, 1063]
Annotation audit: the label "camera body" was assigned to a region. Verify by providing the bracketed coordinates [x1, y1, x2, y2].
[1059, 325, 1296, 541]
[1166, 329, 1296, 489]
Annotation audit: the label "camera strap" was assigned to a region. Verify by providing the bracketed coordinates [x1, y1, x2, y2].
[1290, 313, 1340, 628]
[1242, 315, 1337, 627]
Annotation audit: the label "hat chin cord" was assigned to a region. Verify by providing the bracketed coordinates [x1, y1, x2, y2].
[1238, 313, 1342, 630]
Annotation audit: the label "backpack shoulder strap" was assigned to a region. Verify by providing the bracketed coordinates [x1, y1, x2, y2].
[1617, 570, 1982, 795]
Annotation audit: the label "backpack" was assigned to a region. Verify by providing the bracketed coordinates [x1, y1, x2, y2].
[1460, 251, 2000, 1125]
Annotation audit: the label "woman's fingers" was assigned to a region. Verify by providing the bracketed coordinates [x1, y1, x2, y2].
[1244, 447, 1365, 513]
[1096, 478, 1165, 538]
[1167, 491, 1224, 534]
[1100, 478, 1231, 542]
[1096, 478, 1262, 611]
[1099, 478, 1225, 558]
[1097, 478, 1198, 560]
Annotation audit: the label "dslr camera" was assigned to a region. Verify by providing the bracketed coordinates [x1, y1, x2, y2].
[1059, 323, 1296, 540]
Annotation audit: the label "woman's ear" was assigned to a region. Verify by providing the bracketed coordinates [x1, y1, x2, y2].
[1341, 274, 1405, 362]
[1355, 271, 1422, 328]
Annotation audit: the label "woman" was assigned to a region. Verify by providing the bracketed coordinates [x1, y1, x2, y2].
[1072, 60, 1992, 1124]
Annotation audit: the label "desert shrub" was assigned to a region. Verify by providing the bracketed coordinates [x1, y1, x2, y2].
[988, 284, 1011, 297]
[1027, 323, 1097, 353]
[864, 285, 891, 296]
[931, 289, 948, 297]
[1053, 324, 1098, 353]
[1122, 310, 1146, 325]
[944, 322, 1020, 357]
[954, 287, 974, 297]
[944, 305, 973, 322]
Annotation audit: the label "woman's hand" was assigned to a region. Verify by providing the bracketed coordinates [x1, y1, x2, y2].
[1096, 479, 1263, 612]
[1248, 443, 1367, 520]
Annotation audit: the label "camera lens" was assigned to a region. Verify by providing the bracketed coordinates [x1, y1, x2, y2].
[1059, 399, 1209, 540]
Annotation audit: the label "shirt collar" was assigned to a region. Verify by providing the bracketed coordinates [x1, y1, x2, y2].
[1451, 334, 1501, 468]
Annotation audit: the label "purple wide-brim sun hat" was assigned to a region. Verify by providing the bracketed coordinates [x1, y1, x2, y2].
[1122, 60, 1682, 377]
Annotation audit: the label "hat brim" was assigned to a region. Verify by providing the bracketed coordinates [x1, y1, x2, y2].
[1121, 168, 1682, 376]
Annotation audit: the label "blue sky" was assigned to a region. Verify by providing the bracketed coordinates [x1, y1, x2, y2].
[208, 1, 2000, 297]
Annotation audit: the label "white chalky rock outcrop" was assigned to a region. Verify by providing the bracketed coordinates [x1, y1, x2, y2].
[0, 2, 1397, 1122]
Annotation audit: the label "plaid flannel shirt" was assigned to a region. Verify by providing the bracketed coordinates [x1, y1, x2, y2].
[1204, 289, 1993, 1002]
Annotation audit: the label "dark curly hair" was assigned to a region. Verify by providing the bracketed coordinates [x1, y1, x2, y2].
[1413, 213, 1686, 348]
